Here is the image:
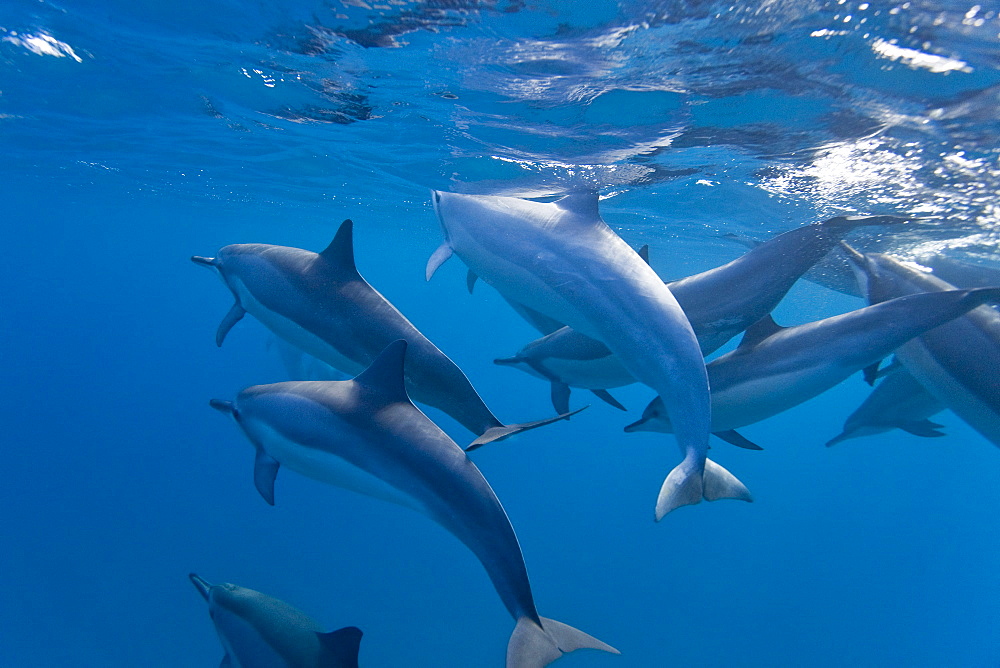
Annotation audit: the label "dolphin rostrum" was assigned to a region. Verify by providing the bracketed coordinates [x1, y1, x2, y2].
[826, 363, 946, 446]
[192, 219, 574, 448]
[626, 288, 1000, 436]
[189, 573, 362, 668]
[210, 340, 619, 668]
[428, 191, 751, 519]
[843, 244, 1000, 447]
[494, 215, 906, 413]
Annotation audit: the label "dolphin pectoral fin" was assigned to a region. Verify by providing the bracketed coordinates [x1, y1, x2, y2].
[713, 430, 764, 450]
[216, 302, 246, 347]
[736, 314, 785, 350]
[318, 626, 363, 668]
[862, 360, 882, 386]
[507, 616, 619, 668]
[591, 389, 626, 411]
[253, 448, 280, 506]
[656, 459, 752, 520]
[550, 382, 571, 415]
[702, 459, 754, 503]
[465, 406, 588, 451]
[425, 241, 453, 281]
[898, 419, 947, 438]
[466, 269, 478, 293]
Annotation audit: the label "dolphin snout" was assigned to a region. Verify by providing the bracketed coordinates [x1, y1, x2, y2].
[209, 399, 237, 416]
[191, 255, 217, 268]
[189, 573, 212, 601]
[623, 417, 647, 433]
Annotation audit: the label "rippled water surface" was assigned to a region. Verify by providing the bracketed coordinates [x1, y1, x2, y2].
[2, 1, 998, 666]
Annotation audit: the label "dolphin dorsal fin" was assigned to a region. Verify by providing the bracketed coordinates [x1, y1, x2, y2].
[319, 220, 357, 271]
[737, 314, 784, 350]
[354, 340, 409, 402]
[554, 192, 600, 220]
[318, 626, 363, 668]
[637, 244, 650, 265]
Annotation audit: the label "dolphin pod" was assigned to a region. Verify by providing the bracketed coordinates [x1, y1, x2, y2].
[494, 215, 905, 414]
[428, 191, 751, 519]
[843, 244, 1000, 447]
[192, 219, 575, 448]
[625, 287, 1000, 436]
[189, 573, 363, 668]
[210, 340, 619, 668]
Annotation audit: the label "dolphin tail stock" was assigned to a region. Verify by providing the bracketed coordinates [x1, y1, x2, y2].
[465, 407, 588, 452]
[507, 615, 619, 668]
[655, 457, 753, 520]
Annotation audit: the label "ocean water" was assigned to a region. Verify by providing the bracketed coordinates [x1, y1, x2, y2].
[2, 0, 999, 666]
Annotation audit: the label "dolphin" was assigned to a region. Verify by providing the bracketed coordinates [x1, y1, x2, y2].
[625, 287, 1000, 436]
[210, 340, 619, 668]
[493, 215, 907, 413]
[843, 244, 1000, 447]
[192, 219, 574, 448]
[918, 253, 1000, 291]
[428, 191, 751, 519]
[826, 363, 946, 446]
[189, 573, 362, 668]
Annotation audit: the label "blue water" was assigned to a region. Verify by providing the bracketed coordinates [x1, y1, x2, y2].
[2, 1, 999, 666]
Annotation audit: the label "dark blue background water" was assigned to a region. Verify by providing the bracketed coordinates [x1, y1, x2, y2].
[2, 1, 999, 666]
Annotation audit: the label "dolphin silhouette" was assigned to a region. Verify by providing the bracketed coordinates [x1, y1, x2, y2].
[428, 191, 750, 519]
[189, 573, 362, 668]
[826, 363, 946, 446]
[843, 244, 1000, 447]
[192, 219, 574, 448]
[210, 340, 619, 668]
[625, 287, 1000, 436]
[495, 215, 906, 413]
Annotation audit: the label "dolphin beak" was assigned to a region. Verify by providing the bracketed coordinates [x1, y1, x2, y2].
[623, 417, 647, 433]
[191, 255, 217, 268]
[209, 399, 236, 416]
[838, 241, 866, 267]
[493, 357, 519, 366]
[189, 573, 212, 601]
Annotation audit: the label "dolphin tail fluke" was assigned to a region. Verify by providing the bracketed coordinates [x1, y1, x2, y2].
[702, 458, 754, 503]
[507, 616, 619, 668]
[465, 407, 587, 451]
[656, 458, 752, 520]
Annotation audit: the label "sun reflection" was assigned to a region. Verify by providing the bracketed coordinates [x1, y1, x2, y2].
[2, 31, 83, 63]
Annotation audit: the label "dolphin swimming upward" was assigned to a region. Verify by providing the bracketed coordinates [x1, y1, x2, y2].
[494, 215, 906, 414]
[626, 287, 1000, 436]
[843, 244, 1000, 447]
[210, 340, 619, 668]
[189, 573, 362, 668]
[192, 219, 573, 448]
[428, 191, 750, 519]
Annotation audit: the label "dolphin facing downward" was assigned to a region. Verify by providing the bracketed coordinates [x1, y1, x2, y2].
[626, 288, 1000, 437]
[210, 340, 618, 668]
[193, 219, 572, 448]
[428, 191, 751, 519]
[189, 573, 362, 668]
